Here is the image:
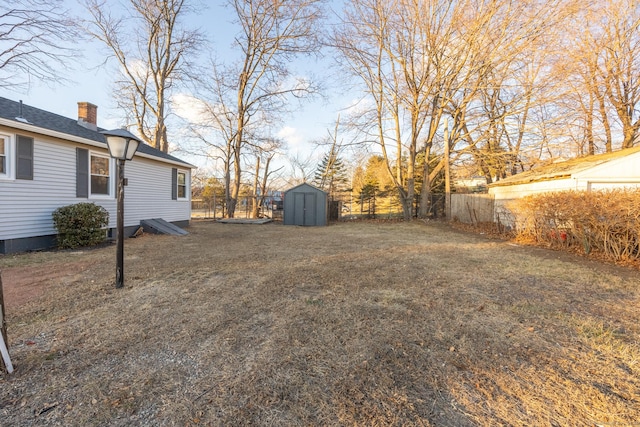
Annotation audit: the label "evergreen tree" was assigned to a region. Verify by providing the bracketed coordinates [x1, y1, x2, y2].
[353, 155, 402, 217]
[313, 150, 349, 199]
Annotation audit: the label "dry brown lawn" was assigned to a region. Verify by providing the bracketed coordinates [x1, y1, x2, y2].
[0, 220, 639, 426]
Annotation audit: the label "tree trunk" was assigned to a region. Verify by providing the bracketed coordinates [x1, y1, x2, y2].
[157, 121, 168, 153]
[228, 123, 244, 218]
[224, 157, 232, 218]
[444, 121, 451, 221]
[419, 148, 431, 218]
[229, 150, 242, 218]
[622, 122, 635, 149]
[251, 157, 260, 218]
[586, 92, 595, 155]
[404, 179, 414, 221]
[259, 156, 272, 213]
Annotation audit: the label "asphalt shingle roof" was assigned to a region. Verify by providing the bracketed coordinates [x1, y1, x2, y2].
[489, 145, 640, 187]
[0, 96, 192, 167]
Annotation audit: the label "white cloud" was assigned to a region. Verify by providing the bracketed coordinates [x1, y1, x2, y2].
[171, 92, 212, 126]
[343, 97, 374, 117]
[277, 126, 302, 150]
[120, 59, 150, 81]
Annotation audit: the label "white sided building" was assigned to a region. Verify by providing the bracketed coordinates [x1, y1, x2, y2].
[0, 97, 193, 254]
[488, 146, 640, 223]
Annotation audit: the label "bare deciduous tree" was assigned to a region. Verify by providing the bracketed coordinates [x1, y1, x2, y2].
[249, 137, 284, 218]
[333, 0, 441, 220]
[599, 0, 640, 149]
[84, 0, 202, 152]
[558, 3, 617, 155]
[190, 0, 323, 217]
[335, 0, 575, 219]
[551, 0, 640, 155]
[226, 0, 324, 217]
[288, 152, 316, 185]
[0, 0, 79, 89]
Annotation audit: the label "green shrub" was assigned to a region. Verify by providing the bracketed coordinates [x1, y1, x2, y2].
[52, 203, 109, 249]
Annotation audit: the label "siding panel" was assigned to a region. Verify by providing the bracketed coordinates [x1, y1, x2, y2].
[1, 138, 81, 239]
[121, 159, 190, 226]
[1, 133, 190, 241]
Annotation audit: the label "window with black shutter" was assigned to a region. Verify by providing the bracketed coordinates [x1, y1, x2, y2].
[16, 135, 33, 180]
[76, 148, 89, 198]
[171, 168, 177, 200]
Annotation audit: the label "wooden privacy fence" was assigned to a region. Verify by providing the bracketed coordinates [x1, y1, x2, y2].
[451, 194, 495, 225]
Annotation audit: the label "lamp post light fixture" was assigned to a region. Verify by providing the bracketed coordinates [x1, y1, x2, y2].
[100, 128, 142, 289]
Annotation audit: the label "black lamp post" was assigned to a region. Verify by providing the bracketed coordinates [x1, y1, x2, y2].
[100, 129, 142, 289]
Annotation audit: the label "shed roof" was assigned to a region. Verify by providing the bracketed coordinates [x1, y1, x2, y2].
[0, 97, 193, 168]
[489, 146, 640, 188]
[284, 182, 327, 194]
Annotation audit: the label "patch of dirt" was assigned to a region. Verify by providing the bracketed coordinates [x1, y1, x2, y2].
[1, 261, 93, 308]
[0, 222, 638, 426]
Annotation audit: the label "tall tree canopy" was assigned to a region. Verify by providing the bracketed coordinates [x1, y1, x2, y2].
[187, 0, 324, 217]
[85, 0, 202, 152]
[333, 0, 579, 219]
[0, 0, 79, 89]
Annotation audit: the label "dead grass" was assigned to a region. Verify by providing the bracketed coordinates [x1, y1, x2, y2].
[1, 220, 639, 426]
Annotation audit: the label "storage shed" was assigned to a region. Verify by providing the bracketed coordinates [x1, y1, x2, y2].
[283, 183, 328, 226]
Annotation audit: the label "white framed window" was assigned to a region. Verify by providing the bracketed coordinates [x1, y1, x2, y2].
[171, 168, 190, 201]
[90, 152, 111, 196]
[0, 133, 12, 179]
[177, 170, 187, 199]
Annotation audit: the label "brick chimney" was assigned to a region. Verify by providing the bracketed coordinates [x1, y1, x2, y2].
[77, 102, 98, 131]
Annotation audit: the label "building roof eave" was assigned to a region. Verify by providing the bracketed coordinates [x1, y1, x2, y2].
[0, 117, 195, 169]
[489, 174, 572, 188]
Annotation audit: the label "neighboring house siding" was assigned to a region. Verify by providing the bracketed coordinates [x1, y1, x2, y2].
[588, 182, 640, 190]
[577, 153, 640, 180]
[491, 154, 640, 202]
[488, 150, 640, 226]
[574, 152, 640, 190]
[489, 178, 581, 202]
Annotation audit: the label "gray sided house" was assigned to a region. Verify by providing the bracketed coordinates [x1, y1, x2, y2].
[0, 97, 193, 254]
[283, 183, 328, 226]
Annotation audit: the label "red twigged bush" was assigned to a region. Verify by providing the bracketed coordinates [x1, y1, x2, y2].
[508, 189, 640, 262]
